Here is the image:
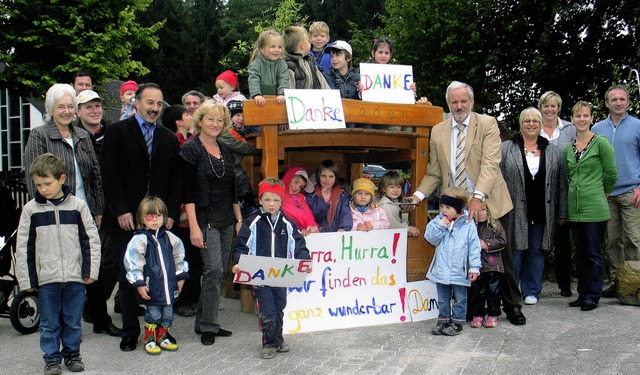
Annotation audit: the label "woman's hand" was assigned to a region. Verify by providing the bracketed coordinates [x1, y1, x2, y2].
[235, 221, 243, 235]
[190, 226, 204, 249]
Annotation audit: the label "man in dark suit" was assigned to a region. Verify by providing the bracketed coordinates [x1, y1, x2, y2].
[100, 83, 182, 351]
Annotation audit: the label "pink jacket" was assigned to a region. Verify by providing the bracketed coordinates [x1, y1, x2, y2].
[350, 204, 390, 231]
[281, 167, 318, 230]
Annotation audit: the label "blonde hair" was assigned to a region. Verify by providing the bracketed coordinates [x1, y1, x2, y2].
[571, 101, 592, 115]
[192, 101, 230, 135]
[378, 171, 405, 200]
[518, 107, 543, 129]
[309, 21, 329, 36]
[481, 202, 499, 231]
[136, 196, 169, 229]
[250, 29, 283, 64]
[283, 26, 308, 54]
[538, 91, 563, 112]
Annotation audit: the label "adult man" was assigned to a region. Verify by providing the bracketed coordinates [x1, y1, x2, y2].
[71, 72, 93, 93]
[592, 84, 640, 297]
[410, 81, 525, 325]
[181, 90, 205, 116]
[100, 83, 182, 351]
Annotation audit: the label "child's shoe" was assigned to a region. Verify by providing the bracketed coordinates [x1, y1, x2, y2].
[442, 323, 463, 336]
[484, 316, 498, 328]
[260, 346, 278, 359]
[44, 362, 61, 375]
[431, 322, 448, 335]
[470, 316, 484, 328]
[277, 340, 291, 352]
[156, 326, 179, 351]
[143, 323, 161, 355]
[63, 352, 85, 372]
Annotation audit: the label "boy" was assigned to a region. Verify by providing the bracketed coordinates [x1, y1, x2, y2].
[16, 153, 101, 375]
[161, 104, 194, 146]
[323, 40, 360, 100]
[232, 178, 312, 359]
[309, 21, 332, 74]
[283, 26, 330, 90]
[424, 187, 481, 336]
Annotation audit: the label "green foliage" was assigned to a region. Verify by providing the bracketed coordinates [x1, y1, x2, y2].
[589, 66, 640, 122]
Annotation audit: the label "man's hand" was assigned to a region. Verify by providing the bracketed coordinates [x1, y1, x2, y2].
[117, 213, 135, 231]
[467, 197, 482, 223]
[632, 187, 640, 208]
[94, 215, 102, 229]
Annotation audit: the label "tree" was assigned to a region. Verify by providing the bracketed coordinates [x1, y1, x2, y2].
[0, 0, 163, 97]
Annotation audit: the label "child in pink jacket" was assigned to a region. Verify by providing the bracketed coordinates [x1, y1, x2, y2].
[350, 178, 390, 231]
[281, 167, 319, 236]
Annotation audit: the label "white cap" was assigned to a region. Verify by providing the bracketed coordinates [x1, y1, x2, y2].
[295, 170, 315, 193]
[324, 40, 352, 56]
[76, 90, 102, 107]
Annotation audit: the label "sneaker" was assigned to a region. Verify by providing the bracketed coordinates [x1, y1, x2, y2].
[278, 340, 291, 353]
[260, 346, 278, 359]
[523, 296, 538, 305]
[431, 322, 448, 335]
[64, 353, 85, 372]
[484, 316, 498, 328]
[442, 323, 463, 336]
[44, 362, 61, 375]
[470, 316, 484, 328]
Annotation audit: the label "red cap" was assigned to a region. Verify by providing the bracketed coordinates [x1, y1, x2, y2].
[258, 182, 285, 199]
[119, 80, 138, 96]
[216, 70, 239, 90]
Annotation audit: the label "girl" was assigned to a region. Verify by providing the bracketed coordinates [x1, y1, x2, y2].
[468, 202, 507, 328]
[213, 70, 247, 105]
[124, 196, 189, 355]
[350, 178, 390, 231]
[306, 159, 353, 232]
[281, 167, 319, 236]
[248, 29, 290, 107]
[378, 171, 421, 237]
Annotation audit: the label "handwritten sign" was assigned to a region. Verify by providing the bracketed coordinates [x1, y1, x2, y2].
[234, 255, 312, 287]
[283, 229, 408, 333]
[360, 63, 415, 104]
[284, 89, 346, 130]
[405, 280, 440, 322]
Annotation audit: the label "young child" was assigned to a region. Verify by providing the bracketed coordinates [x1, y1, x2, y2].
[468, 202, 507, 328]
[309, 21, 332, 74]
[213, 70, 247, 105]
[323, 40, 360, 101]
[161, 104, 194, 146]
[232, 178, 312, 359]
[378, 171, 421, 237]
[350, 177, 390, 231]
[248, 29, 290, 107]
[124, 196, 189, 355]
[281, 166, 319, 236]
[306, 159, 353, 232]
[119, 80, 138, 120]
[425, 187, 481, 336]
[16, 153, 100, 375]
[283, 25, 329, 90]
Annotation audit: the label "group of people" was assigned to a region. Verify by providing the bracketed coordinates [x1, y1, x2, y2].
[11, 21, 640, 374]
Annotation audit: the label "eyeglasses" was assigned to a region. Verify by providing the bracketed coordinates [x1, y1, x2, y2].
[144, 213, 164, 221]
[523, 119, 541, 124]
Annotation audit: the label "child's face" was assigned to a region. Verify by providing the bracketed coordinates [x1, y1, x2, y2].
[262, 36, 283, 61]
[299, 34, 312, 56]
[354, 191, 372, 206]
[33, 174, 66, 200]
[311, 32, 329, 51]
[231, 113, 244, 128]
[289, 176, 307, 195]
[330, 50, 349, 73]
[177, 112, 193, 131]
[319, 169, 336, 190]
[384, 184, 403, 200]
[372, 43, 392, 64]
[260, 192, 282, 215]
[478, 207, 489, 223]
[120, 90, 136, 105]
[440, 204, 460, 221]
[143, 212, 164, 231]
[215, 80, 234, 98]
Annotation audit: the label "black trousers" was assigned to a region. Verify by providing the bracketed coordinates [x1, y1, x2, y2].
[469, 271, 503, 317]
[85, 231, 118, 329]
[113, 231, 140, 339]
[500, 214, 523, 311]
[554, 222, 573, 290]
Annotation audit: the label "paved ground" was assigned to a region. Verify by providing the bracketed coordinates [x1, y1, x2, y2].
[1, 282, 639, 375]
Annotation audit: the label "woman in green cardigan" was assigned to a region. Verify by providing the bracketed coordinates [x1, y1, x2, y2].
[564, 101, 618, 311]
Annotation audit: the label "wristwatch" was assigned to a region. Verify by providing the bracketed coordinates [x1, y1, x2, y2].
[473, 192, 486, 203]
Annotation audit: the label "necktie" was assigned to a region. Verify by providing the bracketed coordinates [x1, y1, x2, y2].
[143, 122, 153, 161]
[455, 124, 468, 190]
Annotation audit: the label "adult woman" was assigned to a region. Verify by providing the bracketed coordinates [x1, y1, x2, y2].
[564, 102, 617, 311]
[539, 91, 577, 297]
[500, 107, 567, 305]
[181, 101, 242, 345]
[24, 83, 103, 225]
[306, 160, 353, 232]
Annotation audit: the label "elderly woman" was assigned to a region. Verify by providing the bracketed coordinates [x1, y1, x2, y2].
[539, 91, 577, 297]
[24, 83, 103, 225]
[564, 102, 617, 311]
[180, 101, 242, 346]
[501, 107, 567, 305]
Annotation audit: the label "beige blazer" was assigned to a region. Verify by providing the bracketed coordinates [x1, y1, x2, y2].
[417, 112, 513, 219]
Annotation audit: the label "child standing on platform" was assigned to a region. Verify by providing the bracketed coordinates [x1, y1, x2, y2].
[425, 187, 481, 336]
[248, 29, 290, 107]
[350, 177, 390, 231]
[309, 21, 332, 74]
[283, 26, 329, 90]
[213, 70, 247, 105]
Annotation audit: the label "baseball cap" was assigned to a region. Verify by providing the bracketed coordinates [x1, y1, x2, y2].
[76, 90, 102, 107]
[324, 40, 353, 56]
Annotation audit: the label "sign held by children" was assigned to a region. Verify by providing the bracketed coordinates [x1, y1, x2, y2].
[234, 255, 312, 287]
[360, 63, 416, 104]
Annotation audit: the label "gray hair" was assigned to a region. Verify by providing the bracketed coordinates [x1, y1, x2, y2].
[181, 90, 205, 105]
[44, 84, 77, 122]
[445, 81, 474, 103]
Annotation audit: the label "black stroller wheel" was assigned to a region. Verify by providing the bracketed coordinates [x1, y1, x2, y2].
[10, 290, 40, 334]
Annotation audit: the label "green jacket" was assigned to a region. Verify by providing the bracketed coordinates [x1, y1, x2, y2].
[564, 135, 618, 222]
[247, 54, 289, 98]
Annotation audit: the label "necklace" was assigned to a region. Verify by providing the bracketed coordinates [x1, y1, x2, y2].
[203, 139, 225, 178]
[524, 146, 538, 157]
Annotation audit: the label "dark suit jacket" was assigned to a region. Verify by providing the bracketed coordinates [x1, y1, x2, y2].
[100, 116, 181, 232]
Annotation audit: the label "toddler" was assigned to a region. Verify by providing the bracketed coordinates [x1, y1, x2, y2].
[378, 171, 421, 237]
[119, 80, 138, 120]
[248, 29, 290, 106]
[125, 196, 189, 355]
[350, 177, 390, 231]
[281, 166, 319, 236]
[213, 70, 247, 105]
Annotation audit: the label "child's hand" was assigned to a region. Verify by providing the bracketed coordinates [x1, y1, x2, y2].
[232, 264, 240, 274]
[137, 285, 151, 300]
[410, 82, 417, 93]
[357, 81, 364, 92]
[255, 95, 265, 106]
[480, 239, 488, 250]
[441, 216, 451, 225]
[276, 95, 285, 104]
[408, 226, 421, 237]
[177, 279, 185, 293]
[416, 96, 431, 105]
[305, 264, 313, 273]
[468, 273, 479, 282]
[302, 226, 319, 236]
[84, 278, 95, 284]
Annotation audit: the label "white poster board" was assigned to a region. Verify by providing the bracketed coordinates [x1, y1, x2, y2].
[405, 280, 440, 322]
[234, 255, 312, 287]
[360, 63, 415, 104]
[284, 89, 346, 129]
[283, 229, 409, 333]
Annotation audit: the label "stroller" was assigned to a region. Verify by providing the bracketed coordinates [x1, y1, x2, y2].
[0, 178, 40, 334]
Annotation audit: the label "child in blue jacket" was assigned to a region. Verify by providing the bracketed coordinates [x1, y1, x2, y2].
[232, 178, 312, 359]
[424, 187, 481, 336]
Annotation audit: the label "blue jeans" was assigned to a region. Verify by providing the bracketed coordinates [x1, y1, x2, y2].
[513, 222, 545, 299]
[436, 283, 467, 325]
[195, 224, 233, 333]
[38, 282, 85, 363]
[146, 305, 174, 328]
[570, 221, 607, 305]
